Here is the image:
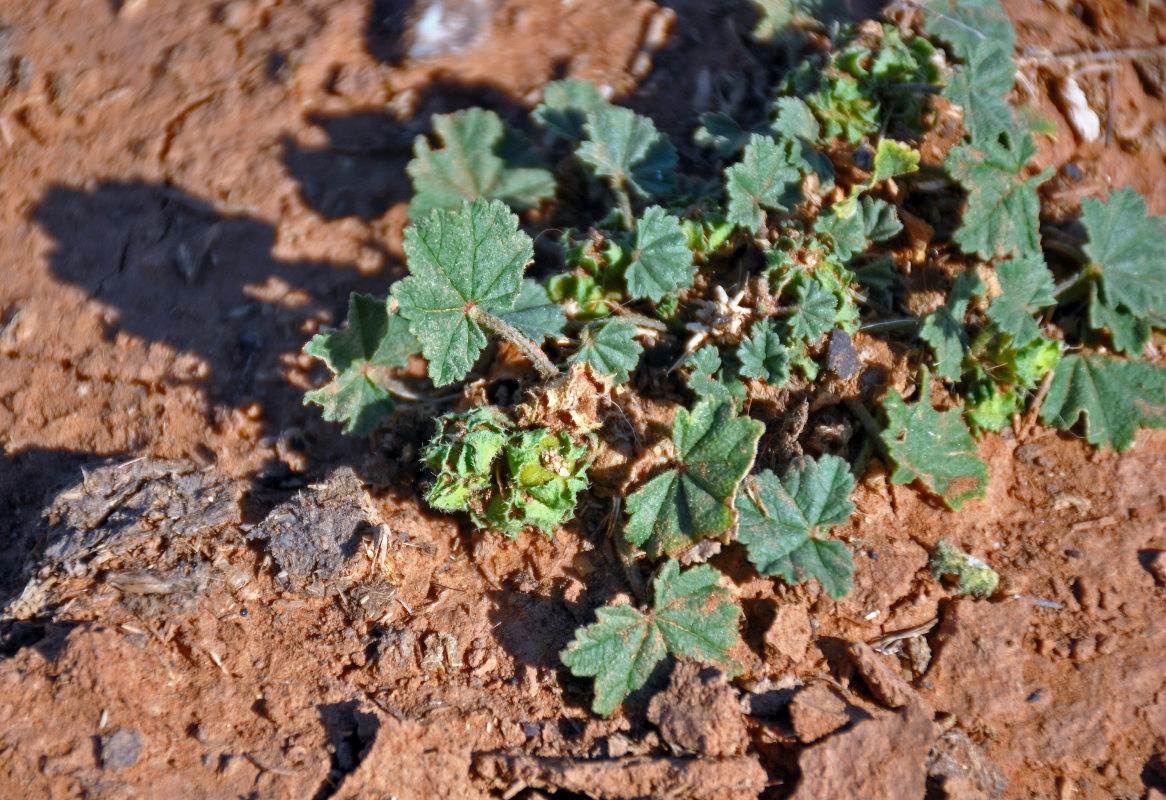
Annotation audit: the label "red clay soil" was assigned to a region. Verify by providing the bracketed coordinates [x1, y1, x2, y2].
[2, 1, 1166, 799]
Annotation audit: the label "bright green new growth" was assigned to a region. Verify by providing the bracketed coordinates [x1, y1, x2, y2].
[560, 560, 742, 715]
[424, 408, 590, 537]
[393, 198, 544, 387]
[303, 294, 419, 435]
[625, 400, 764, 558]
[406, 108, 556, 219]
[880, 378, 988, 510]
[931, 540, 1000, 599]
[735, 455, 856, 599]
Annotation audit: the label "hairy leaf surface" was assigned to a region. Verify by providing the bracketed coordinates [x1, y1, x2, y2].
[578, 106, 677, 199]
[560, 560, 741, 715]
[625, 400, 764, 557]
[1039, 353, 1166, 451]
[947, 132, 1052, 260]
[623, 206, 696, 302]
[570, 318, 642, 383]
[987, 253, 1056, 346]
[394, 199, 533, 386]
[1079, 186, 1166, 321]
[725, 134, 804, 232]
[406, 109, 555, 219]
[303, 294, 419, 435]
[737, 319, 791, 385]
[880, 380, 988, 509]
[736, 456, 856, 598]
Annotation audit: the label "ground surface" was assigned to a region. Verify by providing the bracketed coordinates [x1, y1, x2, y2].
[2, 0, 1166, 798]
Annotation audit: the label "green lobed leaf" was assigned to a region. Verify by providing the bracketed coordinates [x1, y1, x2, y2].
[533, 78, 610, 143]
[737, 319, 792, 385]
[735, 456, 857, 598]
[923, 0, 1015, 63]
[725, 134, 804, 233]
[919, 271, 985, 381]
[946, 132, 1052, 260]
[393, 199, 533, 387]
[785, 278, 839, 344]
[808, 74, 880, 144]
[1039, 353, 1166, 451]
[772, 96, 821, 142]
[1079, 186, 1166, 322]
[987, 253, 1056, 347]
[578, 105, 678, 199]
[814, 196, 900, 263]
[880, 378, 989, 510]
[623, 206, 696, 303]
[560, 559, 741, 715]
[498, 279, 567, 343]
[570, 318, 643, 383]
[406, 108, 556, 219]
[303, 294, 420, 435]
[942, 40, 1020, 145]
[686, 346, 746, 402]
[1088, 285, 1151, 355]
[625, 399, 764, 558]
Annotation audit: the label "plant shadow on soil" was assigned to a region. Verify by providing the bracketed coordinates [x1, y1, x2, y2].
[0, 447, 121, 599]
[31, 181, 385, 479]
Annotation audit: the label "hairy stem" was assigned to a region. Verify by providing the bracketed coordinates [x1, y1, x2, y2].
[469, 306, 560, 380]
[612, 180, 635, 231]
[858, 316, 922, 333]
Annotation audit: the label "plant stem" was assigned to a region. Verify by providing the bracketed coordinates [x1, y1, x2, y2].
[859, 316, 922, 333]
[612, 180, 635, 231]
[1053, 271, 1091, 301]
[469, 306, 560, 380]
[610, 305, 667, 332]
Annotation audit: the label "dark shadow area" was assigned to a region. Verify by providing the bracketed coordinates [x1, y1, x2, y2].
[0, 446, 119, 600]
[488, 578, 580, 670]
[312, 700, 381, 800]
[32, 181, 385, 489]
[282, 79, 537, 224]
[0, 620, 80, 662]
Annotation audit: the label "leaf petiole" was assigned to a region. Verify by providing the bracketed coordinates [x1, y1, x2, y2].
[468, 306, 560, 379]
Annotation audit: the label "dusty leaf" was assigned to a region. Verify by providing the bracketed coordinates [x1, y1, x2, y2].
[560, 560, 741, 715]
[946, 132, 1052, 260]
[1039, 353, 1166, 451]
[880, 379, 988, 510]
[498, 279, 567, 343]
[737, 319, 791, 385]
[1079, 186, 1166, 322]
[735, 455, 856, 598]
[919, 271, 984, 381]
[725, 134, 804, 232]
[625, 399, 764, 557]
[533, 78, 609, 143]
[623, 206, 696, 302]
[986, 253, 1056, 347]
[570, 318, 642, 384]
[578, 105, 677, 199]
